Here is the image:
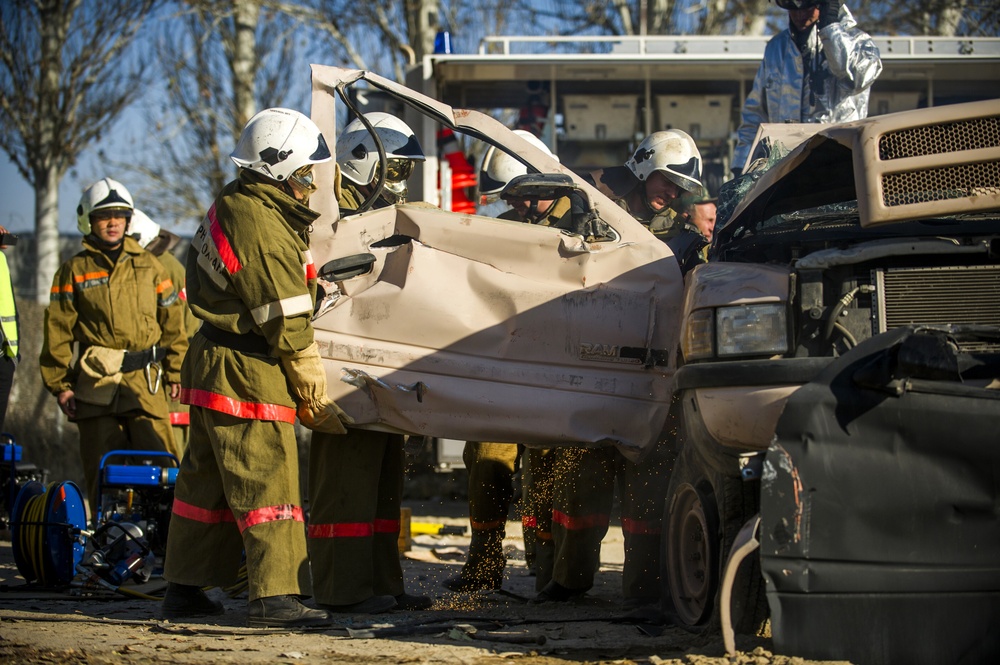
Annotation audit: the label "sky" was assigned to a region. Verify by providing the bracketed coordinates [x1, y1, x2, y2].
[0, 157, 84, 235]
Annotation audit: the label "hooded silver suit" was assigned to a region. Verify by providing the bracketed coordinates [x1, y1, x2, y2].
[734, 5, 883, 170]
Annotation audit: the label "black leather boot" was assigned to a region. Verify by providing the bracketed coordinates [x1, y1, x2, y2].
[247, 595, 332, 628]
[161, 583, 225, 620]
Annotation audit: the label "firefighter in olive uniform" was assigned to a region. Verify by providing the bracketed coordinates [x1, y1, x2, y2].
[443, 131, 565, 593]
[535, 132, 703, 609]
[129, 209, 199, 456]
[666, 193, 717, 276]
[162, 108, 349, 628]
[40, 179, 186, 510]
[588, 129, 703, 242]
[307, 112, 431, 614]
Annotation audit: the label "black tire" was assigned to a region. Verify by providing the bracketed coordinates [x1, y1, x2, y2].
[662, 441, 722, 631]
[661, 398, 769, 635]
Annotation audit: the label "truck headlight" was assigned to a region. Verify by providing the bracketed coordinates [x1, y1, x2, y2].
[716, 304, 788, 357]
[682, 304, 789, 361]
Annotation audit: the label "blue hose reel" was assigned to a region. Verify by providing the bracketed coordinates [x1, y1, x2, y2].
[11, 449, 179, 589]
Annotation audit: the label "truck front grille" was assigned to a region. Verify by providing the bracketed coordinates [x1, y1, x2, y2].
[873, 265, 1000, 350]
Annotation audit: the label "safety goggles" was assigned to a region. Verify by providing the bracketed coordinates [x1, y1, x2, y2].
[289, 165, 317, 192]
[384, 158, 414, 183]
[775, 0, 820, 9]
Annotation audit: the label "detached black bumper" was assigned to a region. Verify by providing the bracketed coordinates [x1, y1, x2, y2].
[761, 326, 1000, 665]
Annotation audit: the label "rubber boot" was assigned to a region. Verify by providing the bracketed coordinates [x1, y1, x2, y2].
[533, 537, 555, 592]
[442, 527, 504, 591]
[161, 583, 224, 620]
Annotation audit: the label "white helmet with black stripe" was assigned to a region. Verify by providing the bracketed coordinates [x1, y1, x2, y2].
[230, 107, 332, 183]
[76, 177, 134, 235]
[625, 129, 703, 195]
[337, 112, 425, 190]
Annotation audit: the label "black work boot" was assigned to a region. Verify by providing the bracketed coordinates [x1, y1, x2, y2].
[442, 527, 504, 592]
[320, 595, 397, 614]
[247, 595, 332, 628]
[161, 583, 225, 620]
[529, 580, 588, 604]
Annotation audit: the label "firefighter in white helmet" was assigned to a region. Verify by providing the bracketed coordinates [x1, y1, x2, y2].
[162, 108, 347, 628]
[441, 130, 563, 595]
[40, 178, 187, 510]
[587, 129, 703, 241]
[128, 208, 199, 455]
[306, 112, 431, 615]
[535, 135, 704, 609]
[336, 111, 426, 208]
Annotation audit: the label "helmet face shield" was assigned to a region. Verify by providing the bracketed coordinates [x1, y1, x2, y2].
[289, 164, 317, 193]
[384, 158, 414, 183]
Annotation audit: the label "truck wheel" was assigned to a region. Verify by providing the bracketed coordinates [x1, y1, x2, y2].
[661, 418, 769, 635]
[662, 444, 721, 630]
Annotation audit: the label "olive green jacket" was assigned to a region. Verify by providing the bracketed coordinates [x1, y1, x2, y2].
[40, 236, 187, 418]
[182, 172, 319, 422]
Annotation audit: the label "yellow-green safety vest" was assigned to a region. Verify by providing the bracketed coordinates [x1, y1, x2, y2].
[0, 252, 18, 362]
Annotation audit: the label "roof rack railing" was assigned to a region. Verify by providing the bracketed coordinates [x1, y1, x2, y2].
[474, 34, 1000, 60]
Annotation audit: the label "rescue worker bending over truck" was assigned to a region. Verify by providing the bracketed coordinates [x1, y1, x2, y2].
[162, 108, 350, 628]
[307, 112, 432, 614]
[533, 131, 704, 609]
[40, 179, 187, 510]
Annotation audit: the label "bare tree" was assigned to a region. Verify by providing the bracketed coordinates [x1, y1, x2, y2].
[0, 0, 154, 303]
[131, 0, 303, 227]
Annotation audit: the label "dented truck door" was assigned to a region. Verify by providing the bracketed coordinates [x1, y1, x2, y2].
[304, 66, 684, 458]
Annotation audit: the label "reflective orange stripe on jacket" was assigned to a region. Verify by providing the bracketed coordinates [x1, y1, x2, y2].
[181, 388, 296, 423]
[208, 205, 243, 275]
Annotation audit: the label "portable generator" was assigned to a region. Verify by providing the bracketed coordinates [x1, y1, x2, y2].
[10, 449, 178, 593]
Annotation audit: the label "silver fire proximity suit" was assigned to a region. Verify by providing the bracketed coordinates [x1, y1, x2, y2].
[733, 5, 883, 170]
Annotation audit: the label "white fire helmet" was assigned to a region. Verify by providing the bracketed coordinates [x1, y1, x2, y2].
[625, 129, 703, 194]
[76, 178, 134, 235]
[478, 130, 558, 202]
[230, 107, 332, 182]
[128, 208, 161, 248]
[336, 112, 425, 187]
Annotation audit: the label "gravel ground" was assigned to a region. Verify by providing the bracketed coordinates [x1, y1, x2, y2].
[0, 501, 847, 665]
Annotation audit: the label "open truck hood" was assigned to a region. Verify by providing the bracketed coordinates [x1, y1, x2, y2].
[724, 98, 1000, 234]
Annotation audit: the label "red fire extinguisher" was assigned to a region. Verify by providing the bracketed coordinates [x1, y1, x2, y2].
[437, 128, 476, 214]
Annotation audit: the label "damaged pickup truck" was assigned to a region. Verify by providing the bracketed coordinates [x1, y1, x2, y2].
[666, 99, 1000, 664]
[304, 66, 997, 663]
